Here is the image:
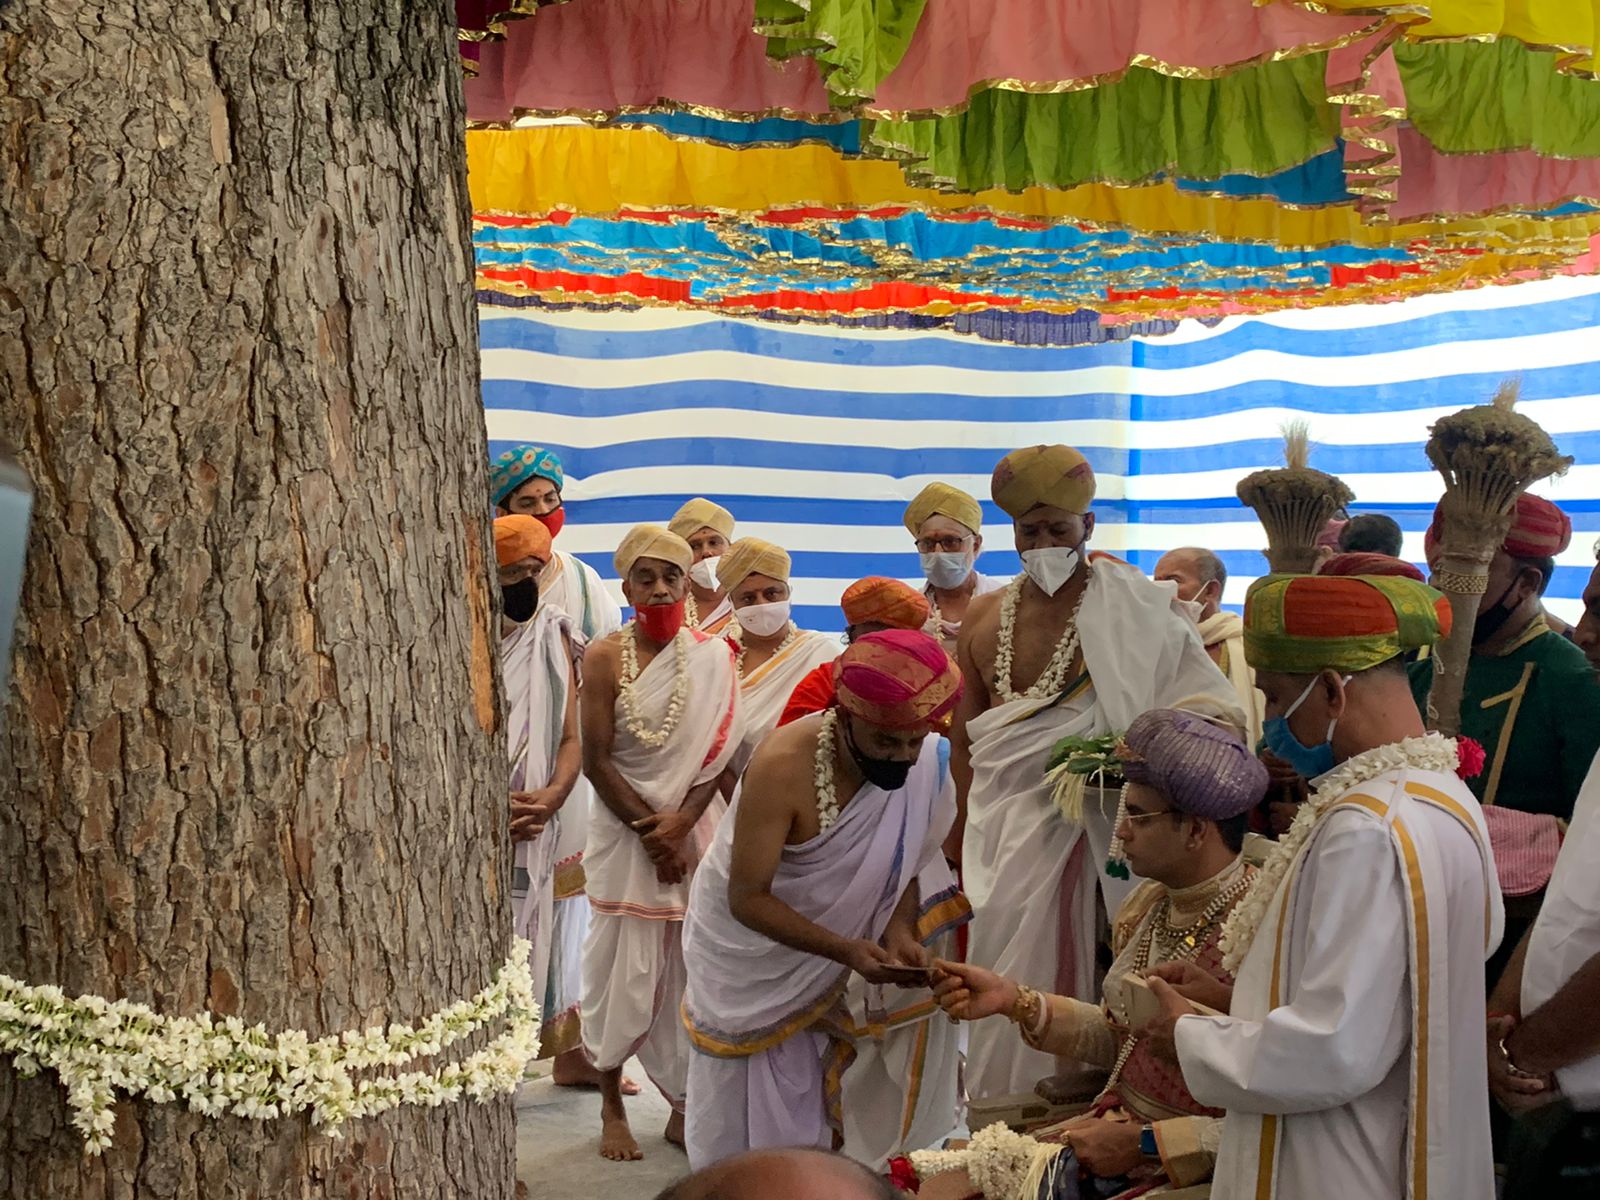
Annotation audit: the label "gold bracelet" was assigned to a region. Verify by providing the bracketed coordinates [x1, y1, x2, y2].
[1008, 984, 1043, 1029]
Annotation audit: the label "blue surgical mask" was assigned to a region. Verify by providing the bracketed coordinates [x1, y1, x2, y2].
[920, 550, 973, 590]
[1262, 674, 1349, 781]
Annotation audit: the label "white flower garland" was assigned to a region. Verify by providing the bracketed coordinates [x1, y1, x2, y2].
[619, 620, 690, 748]
[0, 939, 539, 1155]
[993, 572, 1088, 703]
[683, 592, 700, 629]
[911, 1122, 1065, 1199]
[814, 708, 842, 832]
[1219, 733, 1460, 974]
[727, 620, 798, 675]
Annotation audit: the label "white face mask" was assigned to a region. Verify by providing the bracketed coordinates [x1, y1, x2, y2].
[689, 558, 720, 590]
[920, 550, 974, 590]
[1020, 546, 1081, 596]
[736, 599, 791, 637]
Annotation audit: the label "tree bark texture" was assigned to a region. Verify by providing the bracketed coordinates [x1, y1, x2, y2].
[0, 3, 512, 1197]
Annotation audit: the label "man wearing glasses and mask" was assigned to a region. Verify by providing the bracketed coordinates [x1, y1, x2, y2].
[904, 482, 1007, 655]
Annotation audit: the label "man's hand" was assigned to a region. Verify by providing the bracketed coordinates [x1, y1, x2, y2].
[633, 809, 696, 849]
[1067, 1118, 1144, 1179]
[1488, 1015, 1556, 1114]
[510, 788, 560, 842]
[1260, 752, 1308, 834]
[883, 923, 928, 970]
[843, 939, 904, 985]
[930, 960, 1019, 1022]
[1147, 961, 1233, 1014]
[1139, 976, 1198, 1064]
[652, 852, 686, 887]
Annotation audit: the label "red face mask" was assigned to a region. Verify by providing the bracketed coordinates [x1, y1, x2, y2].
[535, 507, 566, 539]
[635, 599, 686, 643]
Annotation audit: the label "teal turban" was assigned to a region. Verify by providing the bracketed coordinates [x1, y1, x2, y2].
[490, 444, 565, 507]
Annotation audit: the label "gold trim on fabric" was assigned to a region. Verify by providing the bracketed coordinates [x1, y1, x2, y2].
[1393, 816, 1431, 1200]
[1499, 614, 1552, 657]
[683, 977, 849, 1059]
[1334, 791, 1391, 819]
[1404, 781, 1493, 947]
[1254, 870, 1297, 1200]
[1477, 661, 1537, 807]
[899, 1019, 931, 1144]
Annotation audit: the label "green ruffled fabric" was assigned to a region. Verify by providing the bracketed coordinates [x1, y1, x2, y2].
[864, 56, 1339, 193]
[756, 0, 928, 104]
[1397, 40, 1600, 159]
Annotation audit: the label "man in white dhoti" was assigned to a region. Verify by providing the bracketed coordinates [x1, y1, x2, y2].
[682, 629, 964, 1169]
[718, 537, 839, 773]
[490, 443, 622, 641]
[579, 524, 745, 1161]
[1147, 572, 1502, 1200]
[904, 482, 1007, 656]
[1155, 546, 1263, 747]
[495, 516, 593, 1087]
[669, 497, 738, 635]
[1485, 554, 1600, 1200]
[952, 444, 1243, 1103]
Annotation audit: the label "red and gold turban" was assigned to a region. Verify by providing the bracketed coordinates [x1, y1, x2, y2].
[1424, 493, 1572, 560]
[841, 577, 931, 631]
[1317, 552, 1426, 583]
[493, 515, 552, 567]
[833, 629, 962, 731]
[1244, 573, 1452, 674]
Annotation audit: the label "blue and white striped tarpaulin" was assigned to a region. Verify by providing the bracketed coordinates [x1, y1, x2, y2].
[482, 275, 1600, 633]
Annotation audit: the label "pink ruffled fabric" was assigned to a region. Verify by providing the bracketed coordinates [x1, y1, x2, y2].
[1391, 125, 1600, 221]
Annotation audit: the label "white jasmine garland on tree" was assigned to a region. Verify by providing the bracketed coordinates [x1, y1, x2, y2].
[1218, 733, 1460, 974]
[0, 938, 540, 1155]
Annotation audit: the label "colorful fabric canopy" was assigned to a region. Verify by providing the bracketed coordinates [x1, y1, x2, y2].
[459, 1, 1600, 342]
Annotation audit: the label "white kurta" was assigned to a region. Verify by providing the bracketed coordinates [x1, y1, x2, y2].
[1176, 764, 1502, 1200]
[1197, 609, 1265, 749]
[541, 548, 622, 642]
[1522, 746, 1600, 1109]
[964, 561, 1243, 1101]
[580, 629, 744, 1106]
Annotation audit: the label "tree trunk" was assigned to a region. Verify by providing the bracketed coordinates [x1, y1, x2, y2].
[0, 3, 513, 1197]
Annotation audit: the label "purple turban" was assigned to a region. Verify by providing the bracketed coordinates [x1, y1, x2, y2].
[1118, 708, 1268, 821]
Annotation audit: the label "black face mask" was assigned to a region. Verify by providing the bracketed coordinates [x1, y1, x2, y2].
[502, 576, 539, 623]
[1472, 579, 1519, 646]
[843, 718, 915, 792]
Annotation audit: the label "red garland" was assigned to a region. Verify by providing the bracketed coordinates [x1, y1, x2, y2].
[887, 1155, 921, 1193]
[1457, 736, 1487, 780]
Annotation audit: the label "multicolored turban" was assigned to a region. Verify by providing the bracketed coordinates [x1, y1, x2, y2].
[614, 524, 692, 577]
[1243, 573, 1453, 675]
[903, 482, 983, 536]
[991, 445, 1096, 519]
[490, 444, 564, 507]
[841, 577, 931, 631]
[668, 497, 736, 542]
[493, 515, 552, 568]
[1317, 552, 1426, 583]
[833, 629, 963, 731]
[1119, 709, 1269, 821]
[1424, 492, 1572, 560]
[716, 537, 791, 591]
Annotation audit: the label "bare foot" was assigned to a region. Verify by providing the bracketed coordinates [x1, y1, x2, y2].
[599, 1113, 643, 1162]
[553, 1050, 642, 1096]
[664, 1110, 686, 1149]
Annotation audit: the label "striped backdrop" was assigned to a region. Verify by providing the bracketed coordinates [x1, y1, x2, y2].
[482, 275, 1600, 633]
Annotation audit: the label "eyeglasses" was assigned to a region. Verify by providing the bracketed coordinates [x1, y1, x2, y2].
[1118, 809, 1178, 826]
[915, 535, 973, 554]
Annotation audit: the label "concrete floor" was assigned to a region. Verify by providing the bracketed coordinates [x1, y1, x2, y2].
[515, 1060, 686, 1200]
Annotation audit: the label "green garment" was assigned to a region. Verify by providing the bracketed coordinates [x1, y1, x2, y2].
[1409, 622, 1600, 820]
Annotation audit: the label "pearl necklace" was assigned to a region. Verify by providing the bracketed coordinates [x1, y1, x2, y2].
[731, 621, 799, 677]
[993, 572, 1088, 703]
[1218, 732, 1460, 973]
[813, 708, 842, 832]
[617, 620, 691, 749]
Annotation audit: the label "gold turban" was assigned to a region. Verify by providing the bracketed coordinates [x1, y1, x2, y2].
[903, 482, 983, 536]
[613, 524, 693, 577]
[716, 537, 791, 590]
[991, 445, 1096, 519]
[668, 497, 736, 541]
[493, 515, 552, 567]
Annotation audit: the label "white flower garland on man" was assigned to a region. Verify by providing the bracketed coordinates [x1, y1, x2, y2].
[0, 939, 539, 1154]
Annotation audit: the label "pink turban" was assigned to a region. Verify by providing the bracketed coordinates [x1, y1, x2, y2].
[1424, 493, 1573, 560]
[832, 629, 963, 731]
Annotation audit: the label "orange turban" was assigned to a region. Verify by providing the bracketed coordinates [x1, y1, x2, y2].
[841, 577, 931, 631]
[493, 515, 552, 567]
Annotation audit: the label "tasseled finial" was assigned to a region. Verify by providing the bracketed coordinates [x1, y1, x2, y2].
[1281, 419, 1311, 471]
[1491, 379, 1521, 412]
